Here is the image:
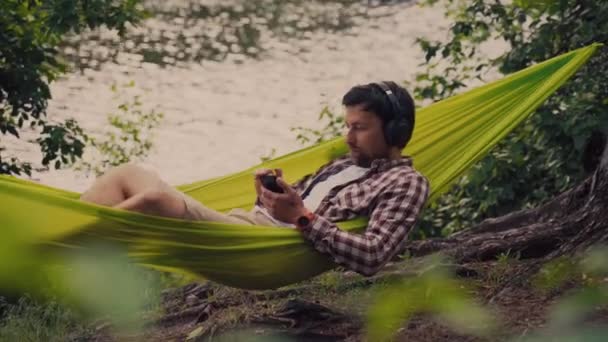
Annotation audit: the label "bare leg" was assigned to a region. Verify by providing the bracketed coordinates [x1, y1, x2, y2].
[80, 163, 186, 218]
[80, 163, 260, 223]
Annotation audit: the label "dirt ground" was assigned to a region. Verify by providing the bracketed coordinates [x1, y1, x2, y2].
[88, 258, 608, 342]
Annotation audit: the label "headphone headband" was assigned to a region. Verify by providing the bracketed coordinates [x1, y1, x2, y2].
[375, 81, 404, 121]
[373, 81, 413, 147]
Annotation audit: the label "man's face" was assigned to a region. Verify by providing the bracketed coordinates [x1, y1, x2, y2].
[344, 104, 392, 167]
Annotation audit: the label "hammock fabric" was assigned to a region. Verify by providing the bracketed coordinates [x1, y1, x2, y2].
[0, 44, 600, 290]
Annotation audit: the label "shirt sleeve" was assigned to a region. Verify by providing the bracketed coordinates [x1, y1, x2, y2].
[298, 173, 430, 276]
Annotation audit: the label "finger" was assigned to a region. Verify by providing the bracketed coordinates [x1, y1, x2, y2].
[260, 188, 276, 204]
[254, 168, 273, 178]
[274, 168, 283, 178]
[262, 187, 281, 202]
[259, 188, 271, 207]
[254, 177, 262, 196]
[275, 178, 301, 206]
[276, 177, 296, 196]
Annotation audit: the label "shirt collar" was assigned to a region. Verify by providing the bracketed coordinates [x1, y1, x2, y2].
[371, 156, 413, 172]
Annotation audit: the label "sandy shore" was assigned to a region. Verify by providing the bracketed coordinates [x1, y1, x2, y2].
[11, 1, 505, 192]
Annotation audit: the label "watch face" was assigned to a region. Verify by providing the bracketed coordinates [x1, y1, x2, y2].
[297, 216, 310, 227]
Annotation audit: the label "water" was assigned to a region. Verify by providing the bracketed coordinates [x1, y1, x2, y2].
[8, 0, 503, 191]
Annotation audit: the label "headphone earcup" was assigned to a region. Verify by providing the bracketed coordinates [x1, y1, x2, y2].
[384, 119, 411, 147]
[383, 120, 397, 146]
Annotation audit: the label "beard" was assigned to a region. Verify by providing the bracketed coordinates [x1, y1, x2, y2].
[350, 145, 394, 168]
[350, 150, 373, 167]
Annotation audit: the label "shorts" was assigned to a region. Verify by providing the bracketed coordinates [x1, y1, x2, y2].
[180, 193, 283, 227]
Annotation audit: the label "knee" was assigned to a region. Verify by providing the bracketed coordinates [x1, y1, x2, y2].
[114, 162, 150, 176]
[110, 162, 158, 182]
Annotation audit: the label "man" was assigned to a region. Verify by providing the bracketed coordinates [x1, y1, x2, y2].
[81, 81, 430, 276]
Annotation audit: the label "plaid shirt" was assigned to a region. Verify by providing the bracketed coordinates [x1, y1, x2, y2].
[292, 156, 430, 276]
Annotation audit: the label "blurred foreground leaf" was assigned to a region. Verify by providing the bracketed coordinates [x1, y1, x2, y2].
[366, 255, 495, 341]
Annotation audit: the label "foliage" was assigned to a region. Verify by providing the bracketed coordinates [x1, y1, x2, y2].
[0, 0, 146, 176]
[366, 255, 494, 341]
[522, 247, 608, 341]
[74, 81, 163, 176]
[52, 246, 162, 333]
[0, 244, 165, 340]
[259, 148, 277, 163]
[413, 0, 608, 236]
[291, 106, 345, 145]
[368, 248, 608, 341]
[532, 256, 579, 293]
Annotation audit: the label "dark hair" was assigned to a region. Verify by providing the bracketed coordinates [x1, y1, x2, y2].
[342, 81, 415, 148]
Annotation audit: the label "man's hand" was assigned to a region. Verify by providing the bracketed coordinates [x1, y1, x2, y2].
[254, 168, 308, 224]
[254, 168, 275, 196]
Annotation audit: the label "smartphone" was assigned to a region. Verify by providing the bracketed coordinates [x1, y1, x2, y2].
[260, 174, 284, 193]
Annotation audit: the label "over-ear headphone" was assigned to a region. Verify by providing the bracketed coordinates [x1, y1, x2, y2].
[374, 82, 413, 147]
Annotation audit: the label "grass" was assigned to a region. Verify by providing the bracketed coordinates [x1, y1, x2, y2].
[0, 266, 190, 342]
[0, 296, 93, 342]
[485, 250, 521, 289]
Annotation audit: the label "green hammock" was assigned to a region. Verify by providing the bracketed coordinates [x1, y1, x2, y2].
[0, 44, 600, 290]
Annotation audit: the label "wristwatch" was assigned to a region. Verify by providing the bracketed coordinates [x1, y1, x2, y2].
[296, 209, 316, 228]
